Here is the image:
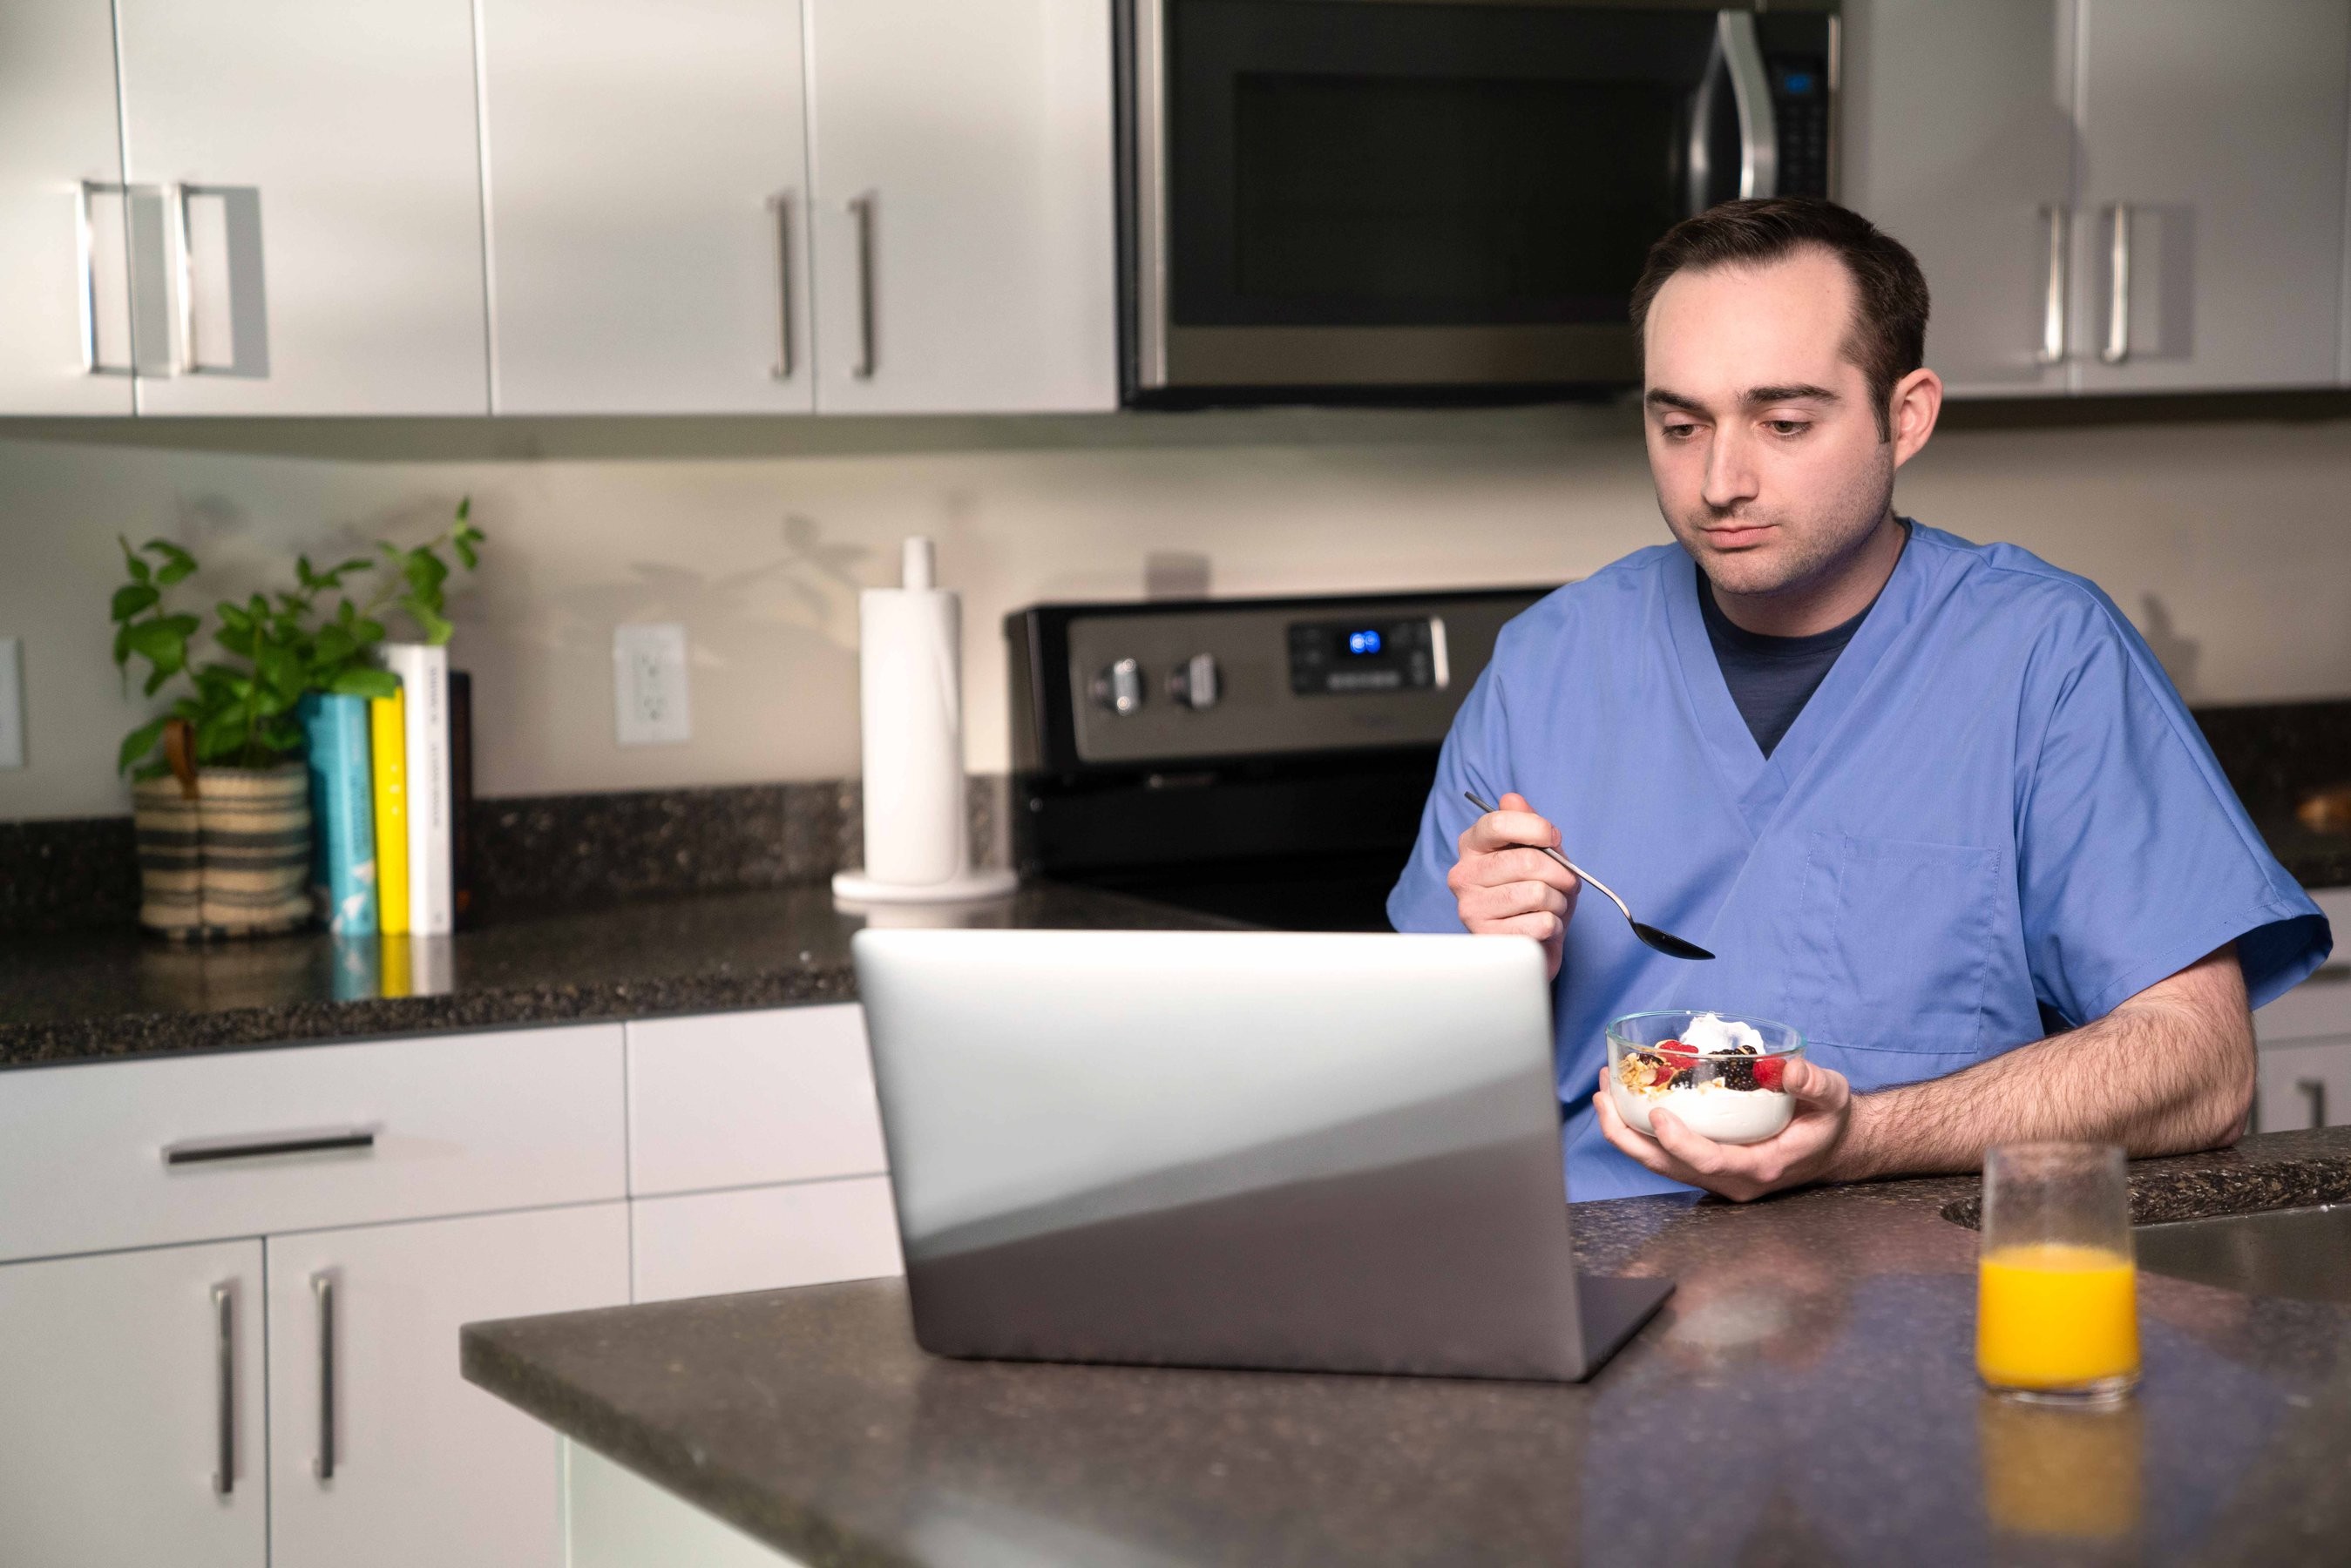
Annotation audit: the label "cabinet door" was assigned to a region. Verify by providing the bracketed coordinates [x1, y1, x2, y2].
[0, 1240, 266, 1568]
[2071, 0, 2349, 392]
[266, 1203, 631, 1568]
[479, 0, 815, 414]
[804, 0, 1117, 413]
[114, 0, 489, 414]
[1840, 0, 2076, 397]
[0, 0, 134, 414]
[2254, 1037, 2351, 1133]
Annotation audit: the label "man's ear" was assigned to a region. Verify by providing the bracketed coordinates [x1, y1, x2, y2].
[1888, 367, 1943, 468]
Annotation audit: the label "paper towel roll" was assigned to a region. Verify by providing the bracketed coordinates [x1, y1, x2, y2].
[857, 572, 966, 888]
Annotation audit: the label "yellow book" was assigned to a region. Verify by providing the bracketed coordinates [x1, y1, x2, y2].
[379, 934, 412, 1000]
[369, 691, 410, 936]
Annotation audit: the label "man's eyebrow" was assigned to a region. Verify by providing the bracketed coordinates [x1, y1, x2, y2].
[1643, 389, 1705, 412]
[1744, 383, 1841, 404]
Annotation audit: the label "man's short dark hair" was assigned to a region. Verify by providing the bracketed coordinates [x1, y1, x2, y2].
[1629, 198, 1930, 441]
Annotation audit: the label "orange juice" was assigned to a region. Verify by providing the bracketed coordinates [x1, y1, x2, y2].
[1977, 1242, 2138, 1390]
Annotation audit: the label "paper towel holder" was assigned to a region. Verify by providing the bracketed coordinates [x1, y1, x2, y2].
[832, 537, 1019, 909]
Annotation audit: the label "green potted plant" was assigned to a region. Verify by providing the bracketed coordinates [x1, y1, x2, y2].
[111, 500, 484, 939]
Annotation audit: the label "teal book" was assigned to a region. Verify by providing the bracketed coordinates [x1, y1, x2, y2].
[299, 693, 380, 936]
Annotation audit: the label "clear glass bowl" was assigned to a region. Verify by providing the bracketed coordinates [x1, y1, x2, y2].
[1604, 1010, 1806, 1146]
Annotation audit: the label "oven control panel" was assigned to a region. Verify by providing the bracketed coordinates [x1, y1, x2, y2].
[1286, 616, 1445, 697]
[1010, 589, 1548, 771]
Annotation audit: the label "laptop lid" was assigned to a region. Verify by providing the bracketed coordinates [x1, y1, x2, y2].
[854, 929, 1659, 1382]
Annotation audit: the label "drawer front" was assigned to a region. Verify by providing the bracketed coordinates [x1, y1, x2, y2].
[0, 1025, 626, 1264]
[626, 1005, 887, 1197]
[2255, 889, 2351, 1044]
[629, 1177, 901, 1304]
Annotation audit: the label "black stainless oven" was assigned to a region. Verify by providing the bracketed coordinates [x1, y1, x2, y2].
[1118, 0, 1839, 403]
[1007, 587, 1551, 930]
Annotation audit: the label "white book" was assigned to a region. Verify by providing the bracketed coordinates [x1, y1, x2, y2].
[379, 643, 453, 936]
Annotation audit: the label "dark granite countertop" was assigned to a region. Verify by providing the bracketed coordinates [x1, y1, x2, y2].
[0, 882, 1224, 1070]
[464, 1128, 2351, 1567]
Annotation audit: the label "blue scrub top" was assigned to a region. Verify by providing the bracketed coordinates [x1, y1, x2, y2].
[1388, 524, 2329, 1201]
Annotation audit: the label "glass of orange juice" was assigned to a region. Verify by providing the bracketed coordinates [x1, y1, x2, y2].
[1976, 1142, 2139, 1403]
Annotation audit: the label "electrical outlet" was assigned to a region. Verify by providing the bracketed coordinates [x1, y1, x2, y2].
[0, 638, 23, 769]
[613, 624, 692, 747]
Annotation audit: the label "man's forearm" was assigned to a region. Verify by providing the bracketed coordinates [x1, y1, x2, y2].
[1828, 944, 2255, 1184]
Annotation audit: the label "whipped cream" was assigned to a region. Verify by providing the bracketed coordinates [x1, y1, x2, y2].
[1680, 1011, 1767, 1058]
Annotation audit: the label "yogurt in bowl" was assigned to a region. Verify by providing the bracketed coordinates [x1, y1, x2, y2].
[1605, 1010, 1804, 1146]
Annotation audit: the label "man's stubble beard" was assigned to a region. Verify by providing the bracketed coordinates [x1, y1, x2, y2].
[1670, 444, 1899, 604]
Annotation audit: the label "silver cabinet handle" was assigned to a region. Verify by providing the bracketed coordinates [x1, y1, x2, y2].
[2100, 203, 2131, 364]
[767, 193, 794, 381]
[212, 1281, 235, 1496]
[2036, 206, 2068, 365]
[2300, 1078, 2327, 1128]
[313, 1272, 337, 1481]
[1718, 12, 1778, 201]
[2305, 963, 2351, 985]
[1133, 0, 1171, 389]
[76, 181, 132, 376]
[848, 193, 877, 379]
[164, 1126, 375, 1166]
[170, 182, 200, 376]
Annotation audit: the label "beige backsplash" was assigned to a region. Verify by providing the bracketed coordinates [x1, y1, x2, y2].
[4, 403, 2350, 821]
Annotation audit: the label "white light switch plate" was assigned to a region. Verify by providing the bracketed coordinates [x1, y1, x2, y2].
[613, 623, 692, 747]
[0, 638, 23, 769]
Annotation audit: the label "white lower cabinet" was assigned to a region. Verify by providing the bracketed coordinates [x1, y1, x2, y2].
[0, 1005, 896, 1566]
[633, 1176, 902, 1304]
[0, 1240, 267, 1568]
[566, 1439, 803, 1568]
[2255, 1037, 2351, 1133]
[265, 1202, 631, 1568]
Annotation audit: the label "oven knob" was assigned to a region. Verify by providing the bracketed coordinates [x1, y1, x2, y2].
[1167, 652, 1221, 711]
[1092, 658, 1145, 717]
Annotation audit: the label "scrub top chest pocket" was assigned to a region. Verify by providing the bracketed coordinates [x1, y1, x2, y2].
[1792, 833, 2007, 1080]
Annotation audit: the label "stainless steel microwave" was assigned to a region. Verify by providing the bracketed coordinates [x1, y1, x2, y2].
[1116, 0, 1839, 403]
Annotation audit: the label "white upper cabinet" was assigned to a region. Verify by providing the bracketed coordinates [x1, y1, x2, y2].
[479, 0, 815, 415]
[2070, 0, 2349, 393]
[0, 0, 134, 414]
[113, 0, 490, 415]
[1841, 0, 2077, 397]
[803, 0, 1118, 413]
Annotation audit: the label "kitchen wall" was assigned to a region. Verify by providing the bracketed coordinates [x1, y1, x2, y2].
[3, 402, 2350, 822]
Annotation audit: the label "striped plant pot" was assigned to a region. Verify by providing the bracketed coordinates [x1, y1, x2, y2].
[132, 765, 315, 940]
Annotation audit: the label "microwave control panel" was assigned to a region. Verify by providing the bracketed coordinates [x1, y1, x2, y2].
[1761, 14, 1836, 199]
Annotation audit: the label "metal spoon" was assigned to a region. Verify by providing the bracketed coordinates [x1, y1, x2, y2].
[1463, 791, 1715, 961]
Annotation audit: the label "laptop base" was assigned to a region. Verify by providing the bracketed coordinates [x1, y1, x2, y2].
[1574, 1274, 1676, 1379]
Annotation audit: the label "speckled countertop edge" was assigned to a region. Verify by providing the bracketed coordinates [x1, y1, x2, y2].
[0, 967, 861, 1068]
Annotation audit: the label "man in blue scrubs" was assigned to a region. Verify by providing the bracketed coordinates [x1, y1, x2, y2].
[1387, 199, 2329, 1202]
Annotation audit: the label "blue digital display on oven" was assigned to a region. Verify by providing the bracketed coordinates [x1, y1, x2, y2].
[1346, 629, 1383, 656]
[1781, 71, 1816, 95]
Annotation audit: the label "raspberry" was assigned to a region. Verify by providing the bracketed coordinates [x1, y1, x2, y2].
[1657, 1038, 1697, 1072]
[1752, 1056, 1786, 1092]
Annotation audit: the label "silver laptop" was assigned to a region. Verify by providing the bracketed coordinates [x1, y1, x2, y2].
[852, 928, 1671, 1382]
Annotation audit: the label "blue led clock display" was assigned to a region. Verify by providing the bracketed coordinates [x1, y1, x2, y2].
[1346, 629, 1384, 656]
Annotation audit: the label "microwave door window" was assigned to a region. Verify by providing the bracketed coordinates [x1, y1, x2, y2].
[1168, 2, 1718, 331]
[1232, 72, 1684, 325]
